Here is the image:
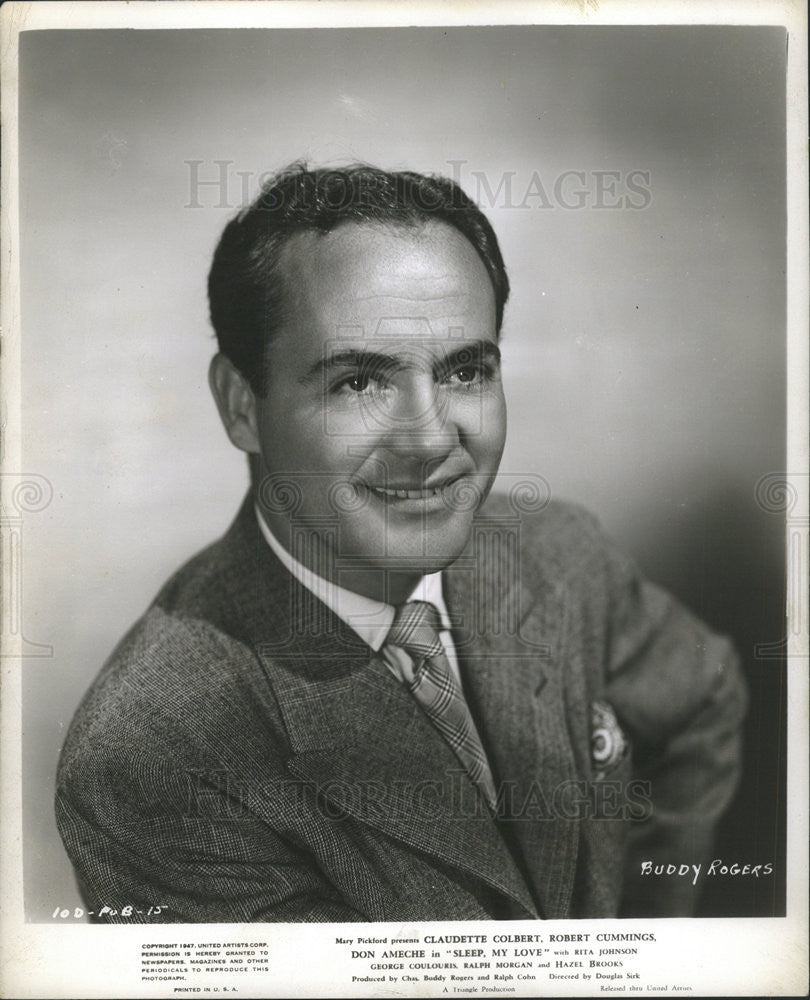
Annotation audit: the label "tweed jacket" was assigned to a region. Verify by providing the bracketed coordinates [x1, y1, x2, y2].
[55, 493, 746, 923]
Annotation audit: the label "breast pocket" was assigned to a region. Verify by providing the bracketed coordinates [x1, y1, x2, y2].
[590, 699, 631, 784]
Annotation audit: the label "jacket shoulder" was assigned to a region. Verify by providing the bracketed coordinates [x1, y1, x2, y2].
[478, 491, 610, 585]
[146, 494, 260, 637]
[56, 604, 285, 787]
[479, 490, 601, 536]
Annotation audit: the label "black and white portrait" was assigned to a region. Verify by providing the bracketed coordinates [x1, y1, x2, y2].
[2, 2, 804, 997]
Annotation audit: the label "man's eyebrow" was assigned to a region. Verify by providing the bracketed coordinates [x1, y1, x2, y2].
[300, 349, 401, 384]
[440, 341, 502, 370]
[300, 340, 501, 384]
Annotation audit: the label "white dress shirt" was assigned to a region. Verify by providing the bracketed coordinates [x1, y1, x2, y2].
[255, 505, 462, 684]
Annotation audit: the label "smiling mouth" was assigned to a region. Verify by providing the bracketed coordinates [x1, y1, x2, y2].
[368, 485, 448, 500]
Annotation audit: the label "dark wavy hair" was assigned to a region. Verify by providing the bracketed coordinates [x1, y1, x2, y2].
[207, 163, 510, 396]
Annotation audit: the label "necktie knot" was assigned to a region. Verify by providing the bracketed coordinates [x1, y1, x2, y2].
[387, 601, 444, 663]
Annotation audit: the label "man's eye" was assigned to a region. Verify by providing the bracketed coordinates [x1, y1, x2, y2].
[335, 370, 383, 394]
[346, 373, 370, 392]
[446, 366, 483, 386]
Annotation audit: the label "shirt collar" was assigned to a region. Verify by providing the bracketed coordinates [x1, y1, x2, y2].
[254, 504, 451, 651]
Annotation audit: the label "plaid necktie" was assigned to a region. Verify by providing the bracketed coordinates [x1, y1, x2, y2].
[386, 600, 497, 811]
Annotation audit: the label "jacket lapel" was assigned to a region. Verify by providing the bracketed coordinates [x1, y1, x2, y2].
[273, 639, 538, 917]
[444, 519, 581, 919]
[220, 496, 539, 918]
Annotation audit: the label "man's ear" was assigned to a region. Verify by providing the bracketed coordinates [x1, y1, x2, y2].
[208, 353, 261, 454]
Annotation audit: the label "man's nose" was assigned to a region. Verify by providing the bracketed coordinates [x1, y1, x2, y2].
[379, 377, 458, 458]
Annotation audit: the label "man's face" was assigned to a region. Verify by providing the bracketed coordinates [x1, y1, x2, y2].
[252, 220, 507, 596]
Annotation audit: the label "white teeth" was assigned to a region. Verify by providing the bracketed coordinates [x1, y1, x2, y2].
[369, 485, 444, 500]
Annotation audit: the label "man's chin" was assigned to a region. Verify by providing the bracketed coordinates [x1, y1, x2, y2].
[341, 519, 474, 575]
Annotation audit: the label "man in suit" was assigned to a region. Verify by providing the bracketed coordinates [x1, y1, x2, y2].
[56, 164, 746, 923]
